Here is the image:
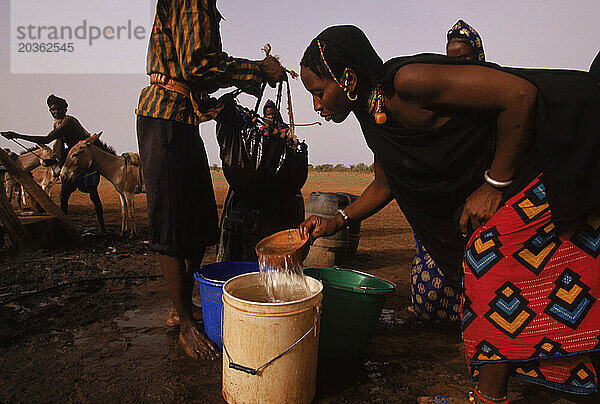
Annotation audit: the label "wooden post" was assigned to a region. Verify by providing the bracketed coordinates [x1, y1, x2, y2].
[0, 175, 37, 248]
[0, 148, 81, 244]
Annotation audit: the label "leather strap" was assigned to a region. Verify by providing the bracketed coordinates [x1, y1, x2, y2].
[155, 78, 191, 98]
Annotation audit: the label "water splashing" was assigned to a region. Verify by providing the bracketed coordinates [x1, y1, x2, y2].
[256, 230, 312, 303]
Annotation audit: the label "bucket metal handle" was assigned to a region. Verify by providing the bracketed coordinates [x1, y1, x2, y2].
[323, 283, 393, 293]
[355, 285, 395, 291]
[222, 307, 321, 375]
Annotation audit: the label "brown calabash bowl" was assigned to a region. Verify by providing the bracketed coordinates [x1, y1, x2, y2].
[255, 228, 310, 265]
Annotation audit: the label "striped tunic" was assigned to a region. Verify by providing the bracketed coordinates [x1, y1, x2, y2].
[136, 0, 264, 125]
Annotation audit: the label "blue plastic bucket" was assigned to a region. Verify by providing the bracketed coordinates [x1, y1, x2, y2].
[194, 261, 259, 348]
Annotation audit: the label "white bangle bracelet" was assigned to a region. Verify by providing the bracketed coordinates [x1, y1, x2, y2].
[484, 170, 513, 188]
[337, 209, 351, 228]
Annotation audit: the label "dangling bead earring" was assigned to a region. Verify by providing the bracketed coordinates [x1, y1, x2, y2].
[367, 85, 387, 124]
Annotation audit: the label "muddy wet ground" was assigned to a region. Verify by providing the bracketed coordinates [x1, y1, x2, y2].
[1, 171, 598, 403]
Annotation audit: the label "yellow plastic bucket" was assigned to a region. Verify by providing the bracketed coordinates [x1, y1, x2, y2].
[221, 272, 322, 404]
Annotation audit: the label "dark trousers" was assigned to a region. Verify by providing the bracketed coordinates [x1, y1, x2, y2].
[136, 115, 218, 261]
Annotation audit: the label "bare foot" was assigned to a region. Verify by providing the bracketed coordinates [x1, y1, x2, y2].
[179, 322, 220, 360]
[166, 304, 202, 327]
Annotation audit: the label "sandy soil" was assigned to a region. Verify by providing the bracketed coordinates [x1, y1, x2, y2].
[0, 171, 597, 403]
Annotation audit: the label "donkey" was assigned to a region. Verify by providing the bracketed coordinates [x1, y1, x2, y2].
[39, 152, 61, 195]
[60, 133, 145, 237]
[5, 145, 60, 209]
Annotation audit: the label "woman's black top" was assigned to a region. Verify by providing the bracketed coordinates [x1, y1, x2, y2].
[357, 54, 600, 287]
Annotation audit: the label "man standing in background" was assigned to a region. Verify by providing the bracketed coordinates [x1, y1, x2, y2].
[1, 95, 105, 232]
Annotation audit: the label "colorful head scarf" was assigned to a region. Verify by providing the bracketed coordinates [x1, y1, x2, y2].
[263, 99, 277, 115]
[447, 20, 485, 62]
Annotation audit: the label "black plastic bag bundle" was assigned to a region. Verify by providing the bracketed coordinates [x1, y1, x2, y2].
[216, 93, 308, 205]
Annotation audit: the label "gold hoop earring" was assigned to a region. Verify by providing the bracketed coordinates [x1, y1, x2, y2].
[346, 90, 358, 101]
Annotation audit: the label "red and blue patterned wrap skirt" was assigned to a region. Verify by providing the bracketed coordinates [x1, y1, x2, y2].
[463, 174, 600, 394]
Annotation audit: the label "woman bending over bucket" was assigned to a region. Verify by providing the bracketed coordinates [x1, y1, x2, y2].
[298, 25, 600, 403]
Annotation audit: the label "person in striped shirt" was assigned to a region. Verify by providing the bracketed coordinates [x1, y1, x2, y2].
[135, 0, 286, 360]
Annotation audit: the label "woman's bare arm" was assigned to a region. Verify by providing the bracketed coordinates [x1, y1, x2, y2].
[394, 63, 537, 235]
[299, 158, 393, 240]
[395, 63, 536, 181]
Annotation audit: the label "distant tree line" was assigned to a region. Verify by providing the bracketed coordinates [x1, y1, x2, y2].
[308, 163, 373, 172]
[209, 163, 374, 173]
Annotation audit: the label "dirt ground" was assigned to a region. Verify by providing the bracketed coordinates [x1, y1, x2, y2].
[1, 171, 598, 403]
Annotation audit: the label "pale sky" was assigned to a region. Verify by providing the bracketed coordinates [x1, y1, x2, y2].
[1, 0, 599, 165]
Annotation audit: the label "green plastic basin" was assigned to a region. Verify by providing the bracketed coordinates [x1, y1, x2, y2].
[303, 266, 395, 363]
